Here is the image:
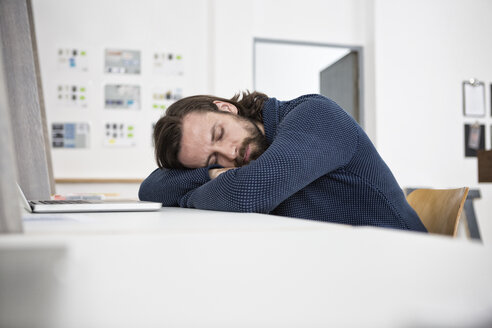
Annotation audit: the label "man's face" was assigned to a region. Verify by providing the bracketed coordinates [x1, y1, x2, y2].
[177, 110, 268, 168]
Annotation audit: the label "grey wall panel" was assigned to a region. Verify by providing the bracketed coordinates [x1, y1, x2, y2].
[0, 0, 54, 200]
[27, 0, 55, 193]
[0, 8, 23, 233]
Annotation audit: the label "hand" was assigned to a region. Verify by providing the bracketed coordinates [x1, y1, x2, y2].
[209, 168, 233, 179]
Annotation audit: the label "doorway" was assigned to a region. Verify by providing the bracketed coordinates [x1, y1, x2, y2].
[253, 38, 363, 126]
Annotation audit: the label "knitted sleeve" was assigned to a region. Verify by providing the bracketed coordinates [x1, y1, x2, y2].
[180, 98, 359, 213]
[138, 167, 211, 206]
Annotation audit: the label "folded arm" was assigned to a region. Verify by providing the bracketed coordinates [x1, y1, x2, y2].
[138, 167, 212, 206]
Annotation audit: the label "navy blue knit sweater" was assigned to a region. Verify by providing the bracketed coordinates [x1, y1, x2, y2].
[139, 95, 427, 232]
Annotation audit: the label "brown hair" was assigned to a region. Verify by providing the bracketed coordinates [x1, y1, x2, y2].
[154, 90, 268, 169]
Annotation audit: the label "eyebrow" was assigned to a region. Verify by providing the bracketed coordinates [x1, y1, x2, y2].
[205, 123, 218, 166]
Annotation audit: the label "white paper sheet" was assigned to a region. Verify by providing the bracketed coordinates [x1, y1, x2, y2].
[463, 82, 485, 116]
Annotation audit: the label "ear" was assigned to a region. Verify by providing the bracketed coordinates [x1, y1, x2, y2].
[213, 101, 238, 115]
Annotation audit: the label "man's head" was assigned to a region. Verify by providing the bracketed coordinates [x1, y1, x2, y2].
[154, 91, 269, 169]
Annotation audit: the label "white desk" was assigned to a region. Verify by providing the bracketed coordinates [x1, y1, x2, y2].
[1, 208, 492, 328]
[21, 206, 338, 234]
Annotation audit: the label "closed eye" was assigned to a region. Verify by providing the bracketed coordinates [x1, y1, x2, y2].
[208, 125, 223, 166]
[217, 127, 224, 141]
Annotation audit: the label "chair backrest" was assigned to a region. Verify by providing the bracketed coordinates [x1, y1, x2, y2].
[406, 187, 469, 236]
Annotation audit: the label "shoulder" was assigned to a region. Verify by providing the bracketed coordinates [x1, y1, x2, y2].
[272, 94, 360, 151]
[262, 94, 358, 142]
[281, 94, 355, 126]
[275, 94, 344, 119]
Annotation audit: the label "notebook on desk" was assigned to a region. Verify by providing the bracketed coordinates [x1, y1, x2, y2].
[17, 184, 162, 213]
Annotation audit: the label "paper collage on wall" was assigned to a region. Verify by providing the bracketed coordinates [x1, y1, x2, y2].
[51, 47, 184, 149]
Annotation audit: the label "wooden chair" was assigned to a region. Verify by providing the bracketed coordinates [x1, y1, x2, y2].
[406, 187, 469, 236]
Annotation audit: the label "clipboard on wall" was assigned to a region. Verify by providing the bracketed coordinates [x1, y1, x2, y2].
[463, 78, 486, 117]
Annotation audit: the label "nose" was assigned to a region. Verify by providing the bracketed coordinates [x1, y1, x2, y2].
[214, 141, 237, 163]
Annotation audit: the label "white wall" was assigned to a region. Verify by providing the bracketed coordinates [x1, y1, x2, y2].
[211, 0, 377, 138]
[374, 0, 492, 243]
[32, 0, 210, 179]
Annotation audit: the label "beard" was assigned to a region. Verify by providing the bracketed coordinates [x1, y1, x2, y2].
[234, 116, 269, 167]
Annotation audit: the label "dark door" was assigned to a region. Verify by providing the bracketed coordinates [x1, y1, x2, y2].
[320, 51, 360, 124]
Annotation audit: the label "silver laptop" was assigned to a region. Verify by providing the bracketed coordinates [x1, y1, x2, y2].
[18, 184, 162, 213]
